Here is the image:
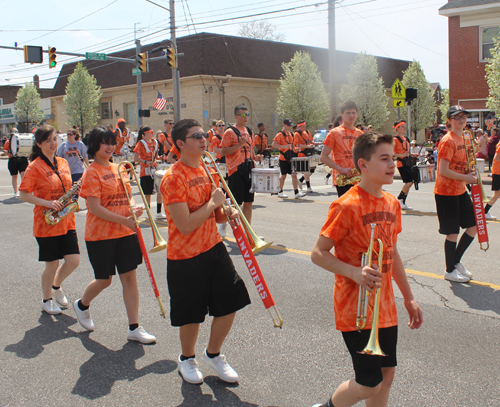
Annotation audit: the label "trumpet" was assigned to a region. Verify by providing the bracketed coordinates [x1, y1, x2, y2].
[201, 153, 283, 328]
[117, 161, 167, 317]
[356, 223, 386, 356]
[336, 168, 361, 187]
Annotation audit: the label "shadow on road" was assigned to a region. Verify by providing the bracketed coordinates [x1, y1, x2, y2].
[72, 333, 176, 400]
[450, 282, 500, 315]
[1, 197, 24, 205]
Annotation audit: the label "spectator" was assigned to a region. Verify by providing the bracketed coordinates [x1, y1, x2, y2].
[487, 127, 500, 171]
[475, 128, 489, 160]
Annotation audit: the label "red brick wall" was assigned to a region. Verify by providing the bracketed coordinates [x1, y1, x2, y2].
[449, 16, 489, 108]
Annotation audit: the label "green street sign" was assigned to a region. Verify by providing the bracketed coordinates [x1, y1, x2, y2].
[132, 68, 141, 76]
[85, 52, 107, 61]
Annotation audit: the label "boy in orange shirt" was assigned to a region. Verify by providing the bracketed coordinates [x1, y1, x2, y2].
[160, 119, 251, 385]
[434, 106, 478, 283]
[311, 132, 422, 407]
[483, 139, 500, 220]
[73, 127, 156, 344]
[393, 120, 416, 210]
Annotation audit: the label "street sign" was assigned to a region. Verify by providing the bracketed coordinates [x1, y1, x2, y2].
[393, 99, 405, 108]
[204, 110, 208, 119]
[85, 52, 107, 61]
[132, 68, 141, 76]
[391, 79, 406, 100]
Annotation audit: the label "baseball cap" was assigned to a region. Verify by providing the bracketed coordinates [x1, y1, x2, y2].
[117, 118, 126, 123]
[283, 119, 292, 126]
[447, 105, 469, 118]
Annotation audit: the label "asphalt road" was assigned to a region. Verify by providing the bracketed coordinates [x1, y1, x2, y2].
[1, 160, 500, 407]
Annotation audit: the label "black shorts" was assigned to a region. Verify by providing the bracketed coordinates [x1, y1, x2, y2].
[71, 173, 83, 184]
[216, 156, 226, 164]
[140, 175, 154, 195]
[398, 165, 413, 183]
[492, 174, 500, 191]
[8, 157, 28, 176]
[435, 192, 476, 235]
[336, 184, 354, 197]
[85, 234, 142, 279]
[342, 325, 398, 388]
[167, 241, 251, 327]
[36, 230, 80, 262]
[228, 172, 254, 205]
[279, 160, 293, 176]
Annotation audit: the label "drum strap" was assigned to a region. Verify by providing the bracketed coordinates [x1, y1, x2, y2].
[140, 139, 158, 159]
[40, 154, 66, 193]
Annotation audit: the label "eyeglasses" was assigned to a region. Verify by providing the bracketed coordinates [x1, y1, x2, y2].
[238, 113, 250, 117]
[452, 115, 468, 120]
[67, 133, 74, 136]
[186, 133, 208, 140]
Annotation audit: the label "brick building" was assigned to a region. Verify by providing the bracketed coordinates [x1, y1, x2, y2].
[439, 0, 500, 128]
[50, 32, 410, 134]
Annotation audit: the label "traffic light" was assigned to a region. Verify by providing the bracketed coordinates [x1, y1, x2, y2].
[48, 46, 57, 68]
[137, 52, 149, 73]
[166, 47, 176, 69]
[23, 46, 43, 64]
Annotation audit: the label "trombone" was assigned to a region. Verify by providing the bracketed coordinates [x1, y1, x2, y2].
[356, 223, 386, 356]
[117, 161, 167, 318]
[201, 153, 283, 328]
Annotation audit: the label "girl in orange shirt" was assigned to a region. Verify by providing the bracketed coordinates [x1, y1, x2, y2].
[73, 127, 155, 343]
[133, 126, 158, 211]
[19, 125, 80, 315]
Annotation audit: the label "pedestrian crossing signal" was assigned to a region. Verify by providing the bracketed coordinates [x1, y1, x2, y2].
[137, 52, 149, 73]
[48, 46, 57, 68]
[166, 47, 176, 69]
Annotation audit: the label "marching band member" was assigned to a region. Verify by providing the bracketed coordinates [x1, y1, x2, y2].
[434, 106, 478, 283]
[115, 118, 130, 154]
[160, 119, 250, 384]
[484, 138, 500, 220]
[207, 119, 218, 153]
[253, 123, 271, 158]
[272, 118, 306, 199]
[162, 119, 175, 158]
[320, 101, 363, 198]
[311, 132, 422, 407]
[73, 127, 155, 344]
[393, 120, 415, 211]
[3, 128, 29, 197]
[133, 126, 158, 213]
[294, 120, 316, 193]
[210, 120, 226, 163]
[19, 125, 80, 315]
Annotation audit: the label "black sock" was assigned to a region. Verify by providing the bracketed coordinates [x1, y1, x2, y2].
[294, 189, 299, 195]
[206, 350, 220, 359]
[445, 239, 456, 273]
[129, 323, 139, 331]
[180, 354, 195, 361]
[397, 191, 406, 201]
[299, 176, 305, 183]
[306, 181, 311, 188]
[317, 399, 334, 407]
[157, 203, 162, 213]
[43, 298, 52, 303]
[279, 188, 283, 193]
[326, 173, 331, 179]
[78, 300, 89, 311]
[455, 232, 475, 264]
[485, 204, 492, 214]
[52, 285, 60, 290]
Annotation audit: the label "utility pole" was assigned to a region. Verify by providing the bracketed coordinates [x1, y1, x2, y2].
[170, 0, 181, 122]
[328, 0, 337, 121]
[136, 39, 143, 128]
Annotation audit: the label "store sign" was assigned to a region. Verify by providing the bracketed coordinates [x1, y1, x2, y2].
[0, 107, 14, 120]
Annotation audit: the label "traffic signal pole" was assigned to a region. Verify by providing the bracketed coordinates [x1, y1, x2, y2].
[136, 39, 143, 128]
[170, 0, 181, 122]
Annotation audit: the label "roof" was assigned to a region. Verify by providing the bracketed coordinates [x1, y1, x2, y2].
[51, 32, 410, 97]
[430, 82, 441, 91]
[439, 0, 500, 11]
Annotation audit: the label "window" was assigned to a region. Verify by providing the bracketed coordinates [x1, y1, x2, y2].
[481, 26, 500, 61]
[101, 102, 111, 119]
[0, 98, 3, 105]
[124, 103, 136, 125]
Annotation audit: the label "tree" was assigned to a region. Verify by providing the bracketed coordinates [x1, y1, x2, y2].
[64, 62, 101, 135]
[401, 60, 436, 139]
[439, 88, 450, 123]
[276, 51, 329, 130]
[15, 83, 44, 132]
[486, 36, 500, 113]
[237, 20, 285, 42]
[338, 52, 389, 129]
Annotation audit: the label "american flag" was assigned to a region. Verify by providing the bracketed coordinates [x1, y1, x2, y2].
[152, 91, 167, 110]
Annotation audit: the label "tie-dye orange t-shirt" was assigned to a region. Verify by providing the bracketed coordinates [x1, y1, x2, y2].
[320, 185, 402, 332]
[161, 161, 222, 260]
[491, 142, 500, 175]
[273, 131, 294, 161]
[434, 131, 468, 196]
[79, 162, 135, 241]
[210, 135, 223, 160]
[323, 126, 363, 185]
[134, 139, 158, 177]
[294, 130, 313, 158]
[393, 136, 410, 168]
[220, 126, 254, 176]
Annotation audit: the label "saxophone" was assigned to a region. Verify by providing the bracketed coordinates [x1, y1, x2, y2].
[336, 168, 361, 187]
[44, 153, 87, 225]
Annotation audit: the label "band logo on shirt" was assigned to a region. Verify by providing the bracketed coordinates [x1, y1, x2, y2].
[102, 173, 116, 181]
[107, 192, 129, 207]
[188, 176, 210, 189]
[361, 211, 397, 226]
[342, 135, 357, 141]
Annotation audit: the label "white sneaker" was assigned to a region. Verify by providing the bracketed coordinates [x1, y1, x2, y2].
[307, 187, 314, 193]
[178, 355, 203, 384]
[444, 269, 470, 283]
[485, 212, 496, 220]
[14, 191, 20, 197]
[399, 200, 413, 210]
[73, 299, 95, 331]
[295, 191, 306, 199]
[155, 212, 166, 220]
[454, 263, 472, 279]
[51, 287, 68, 307]
[218, 222, 227, 238]
[42, 299, 62, 315]
[201, 350, 239, 383]
[277, 191, 288, 198]
[324, 175, 329, 185]
[127, 326, 156, 344]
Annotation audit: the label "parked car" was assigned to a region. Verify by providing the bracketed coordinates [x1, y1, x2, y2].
[313, 130, 328, 153]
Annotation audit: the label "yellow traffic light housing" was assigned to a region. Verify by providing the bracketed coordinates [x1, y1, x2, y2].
[48, 46, 57, 68]
[137, 52, 149, 73]
[166, 47, 176, 69]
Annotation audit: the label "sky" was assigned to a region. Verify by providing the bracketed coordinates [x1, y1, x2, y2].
[0, 0, 450, 93]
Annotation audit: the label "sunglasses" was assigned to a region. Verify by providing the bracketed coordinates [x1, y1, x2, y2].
[238, 113, 250, 117]
[217, 124, 225, 127]
[166, 122, 174, 125]
[186, 133, 208, 140]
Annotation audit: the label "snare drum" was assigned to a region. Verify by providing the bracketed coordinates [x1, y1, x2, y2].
[153, 164, 172, 192]
[269, 157, 279, 168]
[218, 163, 228, 178]
[112, 154, 127, 163]
[310, 154, 320, 168]
[291, 157, 311, 173]
[126, 153, 135, 163]
[10, 134, 34, 157]
[250, 168, 280, 193]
